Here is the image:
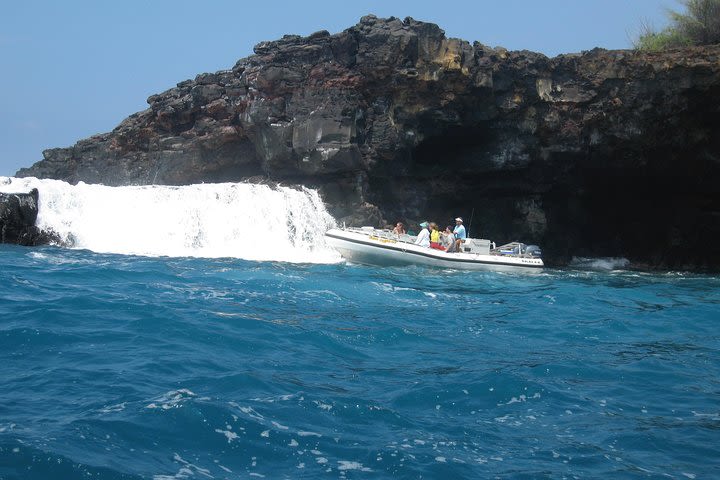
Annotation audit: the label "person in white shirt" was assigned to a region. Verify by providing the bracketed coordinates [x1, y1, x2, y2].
[452, 217, 466, 252]
[414, 222, 430, 247]
[443, 226, 456, 252]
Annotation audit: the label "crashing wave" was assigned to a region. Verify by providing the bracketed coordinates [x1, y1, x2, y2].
[0, 177, 341, 264]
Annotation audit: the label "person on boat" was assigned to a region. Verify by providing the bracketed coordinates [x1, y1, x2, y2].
[453, 217, 466, 252]
[443, 226, 457, 252]
[392, 222, 406, 235]
[414, 222, 431, 247]
[429, 222, 443, 250]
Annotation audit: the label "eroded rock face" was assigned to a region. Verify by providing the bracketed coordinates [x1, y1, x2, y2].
[0, 189, 58, 246]
[16, 15, 720, 270]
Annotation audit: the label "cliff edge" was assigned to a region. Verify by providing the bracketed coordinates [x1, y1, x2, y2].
[17, 16, 720, 270]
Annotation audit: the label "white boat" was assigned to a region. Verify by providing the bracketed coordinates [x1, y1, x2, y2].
[325, 226, 544, 271]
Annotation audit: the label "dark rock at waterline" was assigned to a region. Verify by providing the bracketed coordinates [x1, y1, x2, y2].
[0, 189, 60, 246]
[15, 15, 720, 270]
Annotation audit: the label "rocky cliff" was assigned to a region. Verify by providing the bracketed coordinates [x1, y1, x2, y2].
[16, 16, 720, 270]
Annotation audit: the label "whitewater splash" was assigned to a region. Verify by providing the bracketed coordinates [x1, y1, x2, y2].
[0, 177, 342, 263]
[569, 256, 630, 271]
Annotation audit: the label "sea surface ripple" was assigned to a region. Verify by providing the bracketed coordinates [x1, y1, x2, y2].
[1, 245, 718, 479]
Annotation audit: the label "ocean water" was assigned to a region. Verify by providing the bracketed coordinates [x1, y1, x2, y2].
[1, 179, 719, 479]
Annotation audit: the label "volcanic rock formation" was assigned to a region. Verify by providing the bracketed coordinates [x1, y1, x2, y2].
[0, 189, 58, 246]
[16, 15, 720, 270]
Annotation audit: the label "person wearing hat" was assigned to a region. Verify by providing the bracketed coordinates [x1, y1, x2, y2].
[453, 217, 466, 252]
[414, 221, 431, 247]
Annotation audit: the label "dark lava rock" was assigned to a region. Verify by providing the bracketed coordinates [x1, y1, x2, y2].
[16, 16, 720, 270]
[0, 189, 60, 246]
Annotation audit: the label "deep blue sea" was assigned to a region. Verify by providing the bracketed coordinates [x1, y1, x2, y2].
[1, 244, 718, 479]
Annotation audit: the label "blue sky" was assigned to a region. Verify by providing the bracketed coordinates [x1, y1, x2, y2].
[0, 0, 680, 176]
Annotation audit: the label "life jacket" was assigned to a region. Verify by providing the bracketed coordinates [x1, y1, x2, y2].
[430, 229, 440, 243]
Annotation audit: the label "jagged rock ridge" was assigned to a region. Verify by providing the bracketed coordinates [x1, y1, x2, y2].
[17, 15, 720, 270]
[0, 189, 59, 246]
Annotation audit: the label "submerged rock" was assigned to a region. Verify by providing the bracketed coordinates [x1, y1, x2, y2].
[0, 189, 59, 246]
[15, 16, 720, 270]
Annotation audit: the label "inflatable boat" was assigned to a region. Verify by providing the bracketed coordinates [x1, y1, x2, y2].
[325, 227, 544, 272]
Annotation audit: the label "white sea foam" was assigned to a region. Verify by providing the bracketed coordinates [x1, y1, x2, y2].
[337, 460, 371, 471]
[500, 392, 541, 406]
[145, 389, 196, 410]
[690, 411, 719, 418]
[215, 428, 238, 443]
[271, 420, 289, 430]
[235, 405, 265, 421]
[0, 176, 341, 264]
[99, 402, 126, 414]
[570, 256, 630, 271]
[313, 400, 333, 411]
[153, 453, 213, 480]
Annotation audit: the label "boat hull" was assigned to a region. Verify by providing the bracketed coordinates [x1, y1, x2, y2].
[325, 229, 544, 272]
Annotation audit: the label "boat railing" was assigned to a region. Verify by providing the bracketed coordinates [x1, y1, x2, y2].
[341, 227, 541, 259]
[352, 227, 489, 253]
[348, 226, 416, 244]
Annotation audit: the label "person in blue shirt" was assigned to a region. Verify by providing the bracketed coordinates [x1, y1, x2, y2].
[452, 217, 466, 252]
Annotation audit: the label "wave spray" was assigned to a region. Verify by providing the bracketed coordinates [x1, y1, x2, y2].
[1, 177, 341, 263]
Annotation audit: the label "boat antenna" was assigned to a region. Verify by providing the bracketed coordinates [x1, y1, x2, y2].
[467, 208, 475, 237]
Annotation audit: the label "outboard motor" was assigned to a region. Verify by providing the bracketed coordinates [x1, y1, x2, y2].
[513, 244, 528, 255]
[526, 245, 542, 258]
